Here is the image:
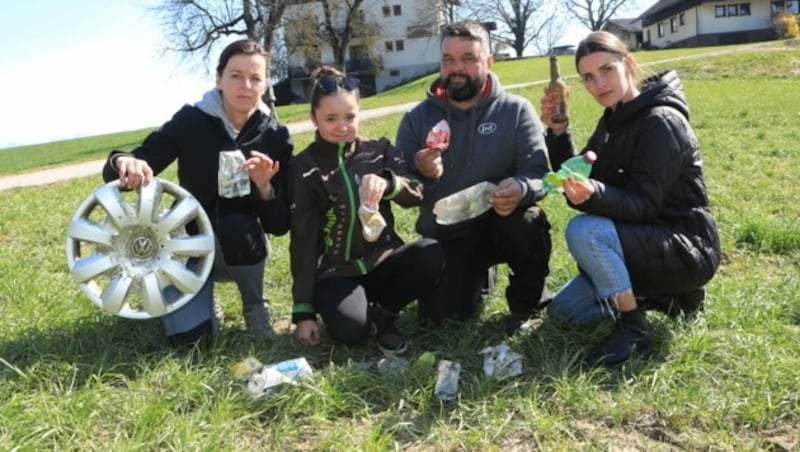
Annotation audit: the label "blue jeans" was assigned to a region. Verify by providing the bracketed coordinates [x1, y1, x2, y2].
[162, 239, 268, 337]
[547, 214, 631, 324]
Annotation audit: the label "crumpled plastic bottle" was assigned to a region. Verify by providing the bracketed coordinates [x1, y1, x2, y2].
[543, 150, 597, 194]
[433, 181, 498, 225]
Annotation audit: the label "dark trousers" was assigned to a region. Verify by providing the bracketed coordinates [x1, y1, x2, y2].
[419, 206, 551, 324]
[313, 238, 444, 344]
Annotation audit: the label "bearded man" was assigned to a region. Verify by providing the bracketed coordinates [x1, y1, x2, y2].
[395, 21, 552, 335]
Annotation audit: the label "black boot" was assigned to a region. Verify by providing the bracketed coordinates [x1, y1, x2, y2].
[371, 305, 408, 355]
[640, 288, 705, 319]
[584, 306, 651, 368]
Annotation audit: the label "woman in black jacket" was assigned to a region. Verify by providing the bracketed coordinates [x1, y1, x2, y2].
[102, 39, 293, 345]
[540, 31, 721, 368]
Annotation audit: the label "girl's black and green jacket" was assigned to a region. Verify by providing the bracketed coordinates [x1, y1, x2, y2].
[288, 133, 423, 323]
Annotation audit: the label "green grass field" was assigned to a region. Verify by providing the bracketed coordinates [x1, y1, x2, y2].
[0, 41, 798, 449]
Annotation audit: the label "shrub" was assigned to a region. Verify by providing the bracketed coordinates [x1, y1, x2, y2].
[773, 11, 800, 38]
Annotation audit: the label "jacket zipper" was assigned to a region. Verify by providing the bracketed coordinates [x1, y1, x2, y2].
[337, 142, 367, 274]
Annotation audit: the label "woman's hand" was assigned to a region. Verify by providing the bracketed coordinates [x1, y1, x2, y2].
[359, 173, 388, 209]
[244, 150, 280, 200]
[563, 176, 594, 205]
[115, 156, 154, 189]
[293, 319, 320, 346]
[540, 87, 569, 135]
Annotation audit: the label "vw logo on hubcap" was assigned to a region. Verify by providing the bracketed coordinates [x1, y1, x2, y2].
[127, 233, 158, 260]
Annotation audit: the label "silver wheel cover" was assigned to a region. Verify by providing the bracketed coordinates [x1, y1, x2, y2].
[65, 179, 215, 319]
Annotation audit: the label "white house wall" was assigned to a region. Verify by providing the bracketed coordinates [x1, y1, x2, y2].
[286, 0, 445, 98]
[696, 1, 773, 33]
[645, 0, 775, 48]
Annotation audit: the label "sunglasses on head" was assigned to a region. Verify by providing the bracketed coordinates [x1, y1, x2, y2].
[318, 75, 360, 94]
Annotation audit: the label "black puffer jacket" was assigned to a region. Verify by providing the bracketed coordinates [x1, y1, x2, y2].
[547, 70, 721, 296]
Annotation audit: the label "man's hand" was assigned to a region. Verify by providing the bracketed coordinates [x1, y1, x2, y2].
[293, 319, 320, 346]
[414, 147, 444, 180]
[115, 156, 154, 189]
[244, 150, 280, 200]
[490, 177, 524, 216]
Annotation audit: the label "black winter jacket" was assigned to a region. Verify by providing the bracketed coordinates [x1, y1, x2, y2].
[547, 70, 721, 296]
[288, 134, 423, 322]
[102, 104, 293, 235]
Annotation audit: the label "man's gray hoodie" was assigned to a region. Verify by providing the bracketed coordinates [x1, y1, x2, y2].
[395, 72, 549, 237]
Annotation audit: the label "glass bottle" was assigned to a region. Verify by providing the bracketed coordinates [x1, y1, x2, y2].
[549, 55, 569, 124]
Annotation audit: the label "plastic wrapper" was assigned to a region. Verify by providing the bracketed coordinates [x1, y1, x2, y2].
[426, 119, 450, 151]
[218, 150, 251, 198]
[480, 342, 523, 378]
[434, 359, 461, 401]
[358, 205, 386, 242]
[238, 357, 314, 396]
[433, 181, 498, 225]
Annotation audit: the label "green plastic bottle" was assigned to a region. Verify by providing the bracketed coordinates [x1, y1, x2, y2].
[544, 150, 597, 194]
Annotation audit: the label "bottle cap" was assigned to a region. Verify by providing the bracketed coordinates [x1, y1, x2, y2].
[583, 150, 597, 163]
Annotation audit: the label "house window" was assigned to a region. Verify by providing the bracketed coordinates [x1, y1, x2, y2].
[789, 0, 800, 13]
[739, 3, 751, 15]
[727, 4, 739, 15]
[390, 69, 400, 76]
[395, 40, 405, 51]
[657, 22, 665, 37]
[670, 17, 678, 32]
[716, 5, 726, 17]
[393, 5, 402, 15]
[679, 12, 686, 25]
[385, 41, 394, 52]
[382, 6, 391, 17]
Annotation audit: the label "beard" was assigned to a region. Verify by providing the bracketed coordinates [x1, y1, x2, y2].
[444, 73, 485, 102]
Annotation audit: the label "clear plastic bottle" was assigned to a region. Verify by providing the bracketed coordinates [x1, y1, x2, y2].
[544, 150, 597, 194]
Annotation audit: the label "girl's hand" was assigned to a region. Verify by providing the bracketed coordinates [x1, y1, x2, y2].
[293, 319, 320, 346]
[540, 87, 569, 135]
[360, 173, 388, 209]
[244, 150, 280, 199]
[115, 156, 154, 189]
[563, 176, 594, 205]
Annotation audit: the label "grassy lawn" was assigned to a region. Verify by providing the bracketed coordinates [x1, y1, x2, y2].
[0, 40, 798, 449]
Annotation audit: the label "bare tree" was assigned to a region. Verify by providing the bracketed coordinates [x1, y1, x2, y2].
[533, 9, 572, 55]
[562, 0, 632, 31]
[285, 0, 382, 73]
[152, 0, 287, 109]
[464, 0, 550, 57]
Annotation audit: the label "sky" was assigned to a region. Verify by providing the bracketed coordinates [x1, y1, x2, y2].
[0, 0, 213, 148]
[0, 0, 657, 149]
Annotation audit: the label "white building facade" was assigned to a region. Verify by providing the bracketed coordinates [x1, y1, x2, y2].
[640, 0, 798, 48]
[286, 0, 454, 100]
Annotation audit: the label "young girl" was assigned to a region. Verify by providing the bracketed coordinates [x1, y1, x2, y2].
[288, 67, 444, 354]
[540, 31, 721, 368]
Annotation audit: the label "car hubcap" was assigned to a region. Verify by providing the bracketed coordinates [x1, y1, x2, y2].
[65, 179, 215, 319]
